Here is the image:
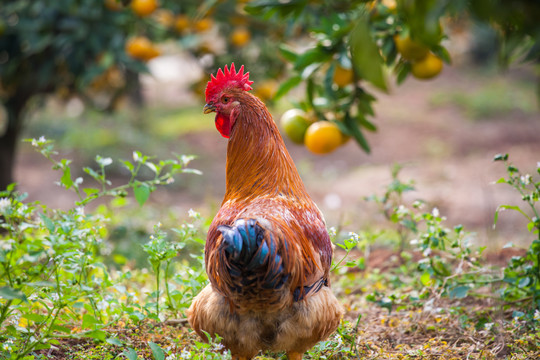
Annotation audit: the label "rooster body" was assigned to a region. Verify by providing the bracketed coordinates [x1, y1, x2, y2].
[187, 64, 343, 360]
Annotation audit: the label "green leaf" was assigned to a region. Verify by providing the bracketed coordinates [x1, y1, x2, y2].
[349, 13, 387, 91]
[122, 160, 135, 172]
[274, 75, 302, 99]
[120, 348, 139, 360]
[279, 45, 298, 62]
[344, 114, 370, 153]
[50, 324, 72, 333]
[294, 47, 331, 71]
[359, 117, 377, 132]
[134, 183, 151, 207]
[40, 213, 55, 233]
[518, 277, 531, 288]
[420, 272, 433, 286]
[145, 162, 158, 174]
[61, 166, 73, 189]
[493, 153, 509, 161]
[0, 286, 27, 301]
[84, 167, 101, 182]
[449, 286, 469, 299]
[149, 342, 165, 360]
[22, 313, 47, 323]
[83, 188, 100, 196]
[33, 342, 52, 351]
[106, 337, 123, 346]
[496, 205, 531, 222]
[395, 61, 411, 85]
[86, 329, 107, 341]
[82, 314, 99, 329]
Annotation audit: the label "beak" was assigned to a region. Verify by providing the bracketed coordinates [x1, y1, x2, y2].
[203, 103, 216, 114]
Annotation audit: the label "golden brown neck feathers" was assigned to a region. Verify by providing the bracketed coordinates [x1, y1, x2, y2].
[224, 93, 309, 202]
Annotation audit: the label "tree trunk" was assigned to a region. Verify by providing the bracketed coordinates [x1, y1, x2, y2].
[125, 69, 145, 129]
[0, 98, 25, 192]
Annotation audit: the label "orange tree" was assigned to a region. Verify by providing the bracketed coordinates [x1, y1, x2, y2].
[0, 0, 141, 191]
[2, 0, 540, 190]
[241, 0, 540, 154]
[0, 0, 289, 191]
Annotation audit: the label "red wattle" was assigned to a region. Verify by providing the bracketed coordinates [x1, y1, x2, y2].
[215, 113, 230, 138]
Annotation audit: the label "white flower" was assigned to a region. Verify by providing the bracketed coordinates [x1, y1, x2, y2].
[213, 343, 225, 351]
[432, 207, 440, 217]
[188, 209, 199, 218]
[484, 322, 494, 331]
[534, 309, 540, 321]
[0, 197, 11, 213]
[1, 239, 14, 251]
[520, 175, 531, 185]
[328, 227, 337, 238]
[410, 239, 419, 245]
[423, 248, 432, 257]
[97, 300, 109, 311]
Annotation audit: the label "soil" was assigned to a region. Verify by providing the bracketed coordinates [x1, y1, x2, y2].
[14, 61, 540, 254]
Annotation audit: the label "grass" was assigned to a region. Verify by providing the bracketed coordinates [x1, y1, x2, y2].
[430, 74, 537, 120]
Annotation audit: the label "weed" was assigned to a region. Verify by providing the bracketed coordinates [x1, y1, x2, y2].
[494, 154, 540, 312]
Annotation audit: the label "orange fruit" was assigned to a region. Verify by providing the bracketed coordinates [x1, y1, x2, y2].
[304, 121, 343, 154]
[230, 27, 251, 47]
[411, 52, 443, 80]
[154, 9, 174, 27]
[254, 80, 277, 101]
[193, 18, 213, 32]
[394, 35, 429, 61]
[131, 0, 158, 17]
[280, 109, 311, 144]
[174, 15, 190, 33]
[125, 36, 160, 61]
[382, 0, 397, 11]
[333, 64, 354, 87]
[104, 0, 123, 11]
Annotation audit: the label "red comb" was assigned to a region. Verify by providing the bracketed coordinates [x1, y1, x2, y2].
[205, 63, 254, 102]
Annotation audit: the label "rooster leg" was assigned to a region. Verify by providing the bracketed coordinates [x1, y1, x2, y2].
[287, 352, 303, 360]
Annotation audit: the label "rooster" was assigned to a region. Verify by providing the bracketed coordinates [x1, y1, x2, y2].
[187, 64, 344, 360]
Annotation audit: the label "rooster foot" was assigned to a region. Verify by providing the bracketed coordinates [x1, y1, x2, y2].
[287, 352, 303, 360]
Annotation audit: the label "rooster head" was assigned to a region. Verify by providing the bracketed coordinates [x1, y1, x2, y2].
[203, 63, 254, 138]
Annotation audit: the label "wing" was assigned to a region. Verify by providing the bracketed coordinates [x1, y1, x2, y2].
[205, 197, 333, 312]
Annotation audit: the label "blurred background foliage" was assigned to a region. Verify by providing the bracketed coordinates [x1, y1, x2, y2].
[1, 0, 540, 191]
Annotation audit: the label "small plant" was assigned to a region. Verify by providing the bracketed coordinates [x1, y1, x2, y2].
[141, 210, 205, 321]
[364, 165, 489, 311]
[494, 154, 540, 311]
[0, 138, 201, 359]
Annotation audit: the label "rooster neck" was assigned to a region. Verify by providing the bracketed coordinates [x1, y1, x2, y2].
[224, 94, 309, 202]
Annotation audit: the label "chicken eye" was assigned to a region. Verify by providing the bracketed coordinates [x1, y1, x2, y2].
[221, 96, 230, 104]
